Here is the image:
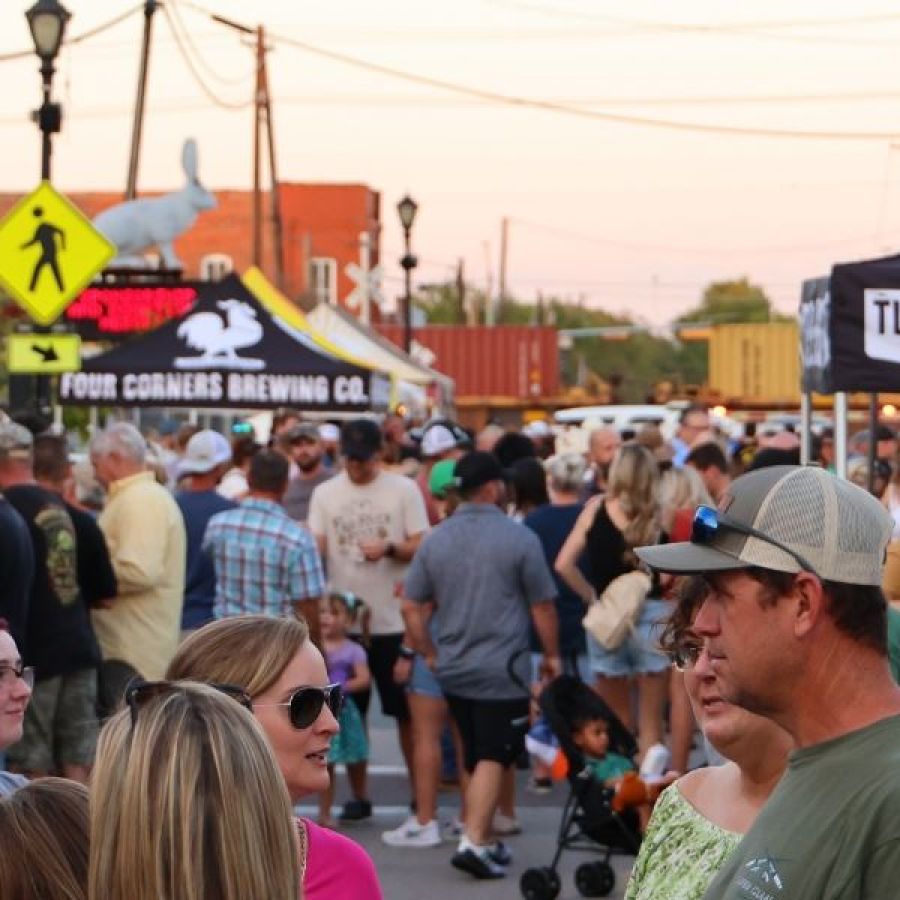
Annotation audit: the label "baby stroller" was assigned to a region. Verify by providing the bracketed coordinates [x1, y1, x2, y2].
[520, 675, 642, 900]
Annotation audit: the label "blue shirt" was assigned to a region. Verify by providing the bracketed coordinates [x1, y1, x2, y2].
[204, 497, 326, 619]
[176, 489, 237, 630]
[524, 503, 588, 656]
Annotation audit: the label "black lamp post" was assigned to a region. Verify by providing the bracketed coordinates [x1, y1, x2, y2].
[397, 194, 418, 353]
[26, 0, 70, 181]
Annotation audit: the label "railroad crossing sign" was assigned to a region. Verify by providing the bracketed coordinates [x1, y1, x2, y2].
[0, 181, 115, 326]
[7, 332, 82, 374]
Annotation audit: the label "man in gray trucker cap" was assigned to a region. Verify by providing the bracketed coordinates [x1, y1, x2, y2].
[637, 465, 900, 900]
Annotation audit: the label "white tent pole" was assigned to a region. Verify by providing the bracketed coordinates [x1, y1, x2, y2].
[800, 392, 812, 465]
[359, 231, 371, 326]
[835, 392, 849, 479]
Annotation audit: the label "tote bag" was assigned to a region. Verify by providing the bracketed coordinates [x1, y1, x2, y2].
[582, 570, 651, 651]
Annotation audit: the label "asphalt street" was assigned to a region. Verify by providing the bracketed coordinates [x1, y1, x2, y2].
[296, 709, 637, 900]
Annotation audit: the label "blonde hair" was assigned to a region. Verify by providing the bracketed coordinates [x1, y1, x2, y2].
[89, 682, 299, 900]
[0, 777, 89, 900]
[607, 443, 661, 549]
[659, 465, 712, 514]
[167, 614, 309, 698]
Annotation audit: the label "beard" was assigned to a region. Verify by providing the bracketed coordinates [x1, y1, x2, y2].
[297, 455, 322, 473]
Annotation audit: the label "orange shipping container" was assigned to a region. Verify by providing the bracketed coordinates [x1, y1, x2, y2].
[376, 325, 559, 400]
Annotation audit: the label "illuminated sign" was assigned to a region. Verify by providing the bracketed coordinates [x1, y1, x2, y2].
[65, 285, 198, 339]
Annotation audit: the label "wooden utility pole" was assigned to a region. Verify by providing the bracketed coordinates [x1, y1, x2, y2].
[455, 257, 466, 324]
[252, 26, 264, 268]
[498, 216, 509, 320]
[126, 0, 159, 199]
[260, 29, 285, 289]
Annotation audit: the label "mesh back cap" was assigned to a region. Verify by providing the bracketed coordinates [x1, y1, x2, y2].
[637, 465, 893, 586]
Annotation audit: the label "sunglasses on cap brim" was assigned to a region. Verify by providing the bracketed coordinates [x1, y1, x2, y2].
[691, 505, 819, 578]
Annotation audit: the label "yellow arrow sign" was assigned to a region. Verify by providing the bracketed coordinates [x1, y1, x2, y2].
[7, 332, 82, 373]
[0, 182, 115, 326]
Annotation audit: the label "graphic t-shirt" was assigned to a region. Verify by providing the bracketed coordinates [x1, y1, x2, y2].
[703, 714, 900, 900]
[308, 471, 428, 635]
[65, 501, 117, 609]
[0, 496, 34, 652]
[4, 484, 100, 679]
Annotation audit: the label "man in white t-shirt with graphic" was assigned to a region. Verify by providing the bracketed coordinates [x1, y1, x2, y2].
[308, 418, 429, 822]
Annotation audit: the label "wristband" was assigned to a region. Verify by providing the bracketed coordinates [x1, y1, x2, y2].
[399, 645, 416, 660]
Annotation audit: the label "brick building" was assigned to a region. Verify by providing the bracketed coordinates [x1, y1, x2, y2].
[0, 182, 381, 312]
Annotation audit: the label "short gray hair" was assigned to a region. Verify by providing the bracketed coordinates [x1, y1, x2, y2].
[546, 452, 586, 494]
[90, 422, 147, 464]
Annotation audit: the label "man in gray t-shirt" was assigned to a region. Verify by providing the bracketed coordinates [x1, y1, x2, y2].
[280, 423, 333, 524]
[405, 451, 560, 881]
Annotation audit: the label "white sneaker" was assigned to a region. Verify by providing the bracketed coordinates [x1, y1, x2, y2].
[493, 812, 522, 836]
[382, 816, 442, 848]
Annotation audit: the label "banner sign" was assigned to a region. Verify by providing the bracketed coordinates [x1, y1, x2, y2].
[799, 276, 831, 394]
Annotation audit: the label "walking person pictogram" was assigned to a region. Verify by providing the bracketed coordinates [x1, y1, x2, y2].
[21, 206, 66, 292]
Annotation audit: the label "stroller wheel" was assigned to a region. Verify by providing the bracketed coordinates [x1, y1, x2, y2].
[575, 861, 616, 897]
[520, 866, 561, 900]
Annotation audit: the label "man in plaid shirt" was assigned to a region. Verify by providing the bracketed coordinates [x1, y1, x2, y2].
[204, 449, 324, 644]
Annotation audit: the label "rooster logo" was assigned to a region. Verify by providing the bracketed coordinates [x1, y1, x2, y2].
[175, 299, 264, 370]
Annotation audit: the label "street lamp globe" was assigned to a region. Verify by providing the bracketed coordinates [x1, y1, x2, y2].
[25, 0, 71, 63]
[397, 194, 418, 232]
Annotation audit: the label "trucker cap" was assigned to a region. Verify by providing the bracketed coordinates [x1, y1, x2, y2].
[421, 424, 459, 458]
[177, 429, 232, 477]
[0, 422, 34, 459]
[636, 464, 892, 587]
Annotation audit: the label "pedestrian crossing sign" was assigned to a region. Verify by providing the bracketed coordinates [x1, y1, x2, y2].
[0, 181, 115, 326]
[7, 332, 81, 373]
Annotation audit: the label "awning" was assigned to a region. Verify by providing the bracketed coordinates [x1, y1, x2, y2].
[58, 273, 390, 412]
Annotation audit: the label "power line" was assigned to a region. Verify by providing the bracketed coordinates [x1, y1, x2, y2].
[0, 4, 143, 62]
[261, 30, 900, 142]
[161, 4, 252, 110]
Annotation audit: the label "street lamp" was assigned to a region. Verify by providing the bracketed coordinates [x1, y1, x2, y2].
[397, 194, 418, 353]
[26, 0, 70, 181]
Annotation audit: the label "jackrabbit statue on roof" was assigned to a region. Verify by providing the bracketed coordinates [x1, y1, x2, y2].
[92, 139, 217, 270]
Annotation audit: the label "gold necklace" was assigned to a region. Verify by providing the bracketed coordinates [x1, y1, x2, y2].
[297, 818, 308, 883]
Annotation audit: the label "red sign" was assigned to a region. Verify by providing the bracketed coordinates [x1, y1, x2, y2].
[65, 285, 198, 337]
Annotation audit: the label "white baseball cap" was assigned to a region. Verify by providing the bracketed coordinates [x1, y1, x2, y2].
[318, 423, 340, 443]
[421, 424, 458, 458]
[177, 430, 232, 477]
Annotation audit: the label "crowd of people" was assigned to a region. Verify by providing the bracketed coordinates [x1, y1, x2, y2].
[1, 401, 900, 897]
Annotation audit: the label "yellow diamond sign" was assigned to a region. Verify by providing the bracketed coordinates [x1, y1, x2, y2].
[7, 332, 82, 374]
[0, 181, 115, 326]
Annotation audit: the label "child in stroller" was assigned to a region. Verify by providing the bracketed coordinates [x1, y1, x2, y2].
[521, 675, 651, 900]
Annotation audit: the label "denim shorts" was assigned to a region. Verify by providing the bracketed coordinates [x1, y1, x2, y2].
[407, 655, 444, 699]
[586, 598, 673, 678]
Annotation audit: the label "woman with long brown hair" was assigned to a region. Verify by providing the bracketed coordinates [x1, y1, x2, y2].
[556, 443, 670, 759]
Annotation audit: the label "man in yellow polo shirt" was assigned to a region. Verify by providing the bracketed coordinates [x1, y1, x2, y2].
[90, 422, 186, 714]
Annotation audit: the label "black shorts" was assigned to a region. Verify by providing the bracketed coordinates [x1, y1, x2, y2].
[349, 633, 409, 722]
[445, 694, 530, 773]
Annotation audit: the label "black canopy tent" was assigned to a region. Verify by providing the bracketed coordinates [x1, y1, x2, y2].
[58, 274, 390, 412]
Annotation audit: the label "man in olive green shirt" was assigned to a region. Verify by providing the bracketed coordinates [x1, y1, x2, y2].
[638, 465, 900, 900]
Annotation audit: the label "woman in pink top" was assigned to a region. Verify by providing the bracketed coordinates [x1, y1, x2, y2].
[167, 615, 383, 899]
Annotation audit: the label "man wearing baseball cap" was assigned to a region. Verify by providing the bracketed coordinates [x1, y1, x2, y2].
[637, 465, 900, 899]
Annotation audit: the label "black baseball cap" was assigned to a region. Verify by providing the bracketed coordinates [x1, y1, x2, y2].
[341, 419, 383, 461]
[453, 451, 506, 492]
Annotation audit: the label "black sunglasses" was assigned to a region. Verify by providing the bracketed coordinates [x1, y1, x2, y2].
[691, 505, 819, 578]
[255, 683, 343, 730]
[125, 680, 253, 727]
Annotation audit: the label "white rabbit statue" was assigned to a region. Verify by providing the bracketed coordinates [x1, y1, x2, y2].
[93, 139, 217, 270]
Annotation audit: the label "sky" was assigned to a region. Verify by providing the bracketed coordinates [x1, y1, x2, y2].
[0, 0, 899, 326]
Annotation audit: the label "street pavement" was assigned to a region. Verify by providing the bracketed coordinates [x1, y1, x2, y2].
[297, 709, 638, 899]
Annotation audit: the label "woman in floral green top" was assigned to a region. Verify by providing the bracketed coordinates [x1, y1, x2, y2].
[625, 578, 793, 900]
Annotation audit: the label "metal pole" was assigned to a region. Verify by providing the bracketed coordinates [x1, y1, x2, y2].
[126, 0, 157, 199]
[834, 392, 849, 479]
[498, 216, 508, 321]
[359, 231, 371, 325]
[867, 393, 878, 494]
[800, 391, 812, 465]
[403, 226, 412, 353]
[39, 61, 54, 180]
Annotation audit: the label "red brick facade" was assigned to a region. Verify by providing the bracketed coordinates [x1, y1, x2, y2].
[0, 182, 381, 312]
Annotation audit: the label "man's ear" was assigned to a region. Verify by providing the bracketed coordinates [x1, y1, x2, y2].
[793, 572, 826, 638]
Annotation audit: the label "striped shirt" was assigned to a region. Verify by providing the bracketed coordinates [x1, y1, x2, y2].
[203, 497, 325, 619]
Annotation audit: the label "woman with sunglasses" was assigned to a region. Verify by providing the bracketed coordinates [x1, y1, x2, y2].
[166, 614, 382, 900]
[624, 578, 793, 900]
[90, 681, 299, 900]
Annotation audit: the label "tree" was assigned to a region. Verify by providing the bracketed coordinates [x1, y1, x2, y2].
[677, 277, 773, 325]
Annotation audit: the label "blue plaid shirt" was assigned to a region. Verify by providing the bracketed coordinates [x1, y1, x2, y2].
[203, 498, 325, 619]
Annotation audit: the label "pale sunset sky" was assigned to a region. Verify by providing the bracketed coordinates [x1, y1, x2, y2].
[0, 0, 898, 325]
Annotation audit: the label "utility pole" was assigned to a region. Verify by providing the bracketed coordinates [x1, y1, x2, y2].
[252, 25, 264, 268]
[498, 216, 509, 321]
[358, 231, 371, 325]
[455, 257, 466, 324]
[483, 240, 494, 326]
[260, 26, 285, 289]
[126, 0, 158, 199]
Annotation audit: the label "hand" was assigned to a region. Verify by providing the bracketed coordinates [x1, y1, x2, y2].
[424, 650, 438, 672]
[539, 655, 562, 681]
[359, 539, 388, 562]
[393, 656, 412, 685]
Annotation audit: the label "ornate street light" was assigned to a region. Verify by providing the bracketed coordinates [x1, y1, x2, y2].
[397, 194, 418, 353]
[26, 0, 70, 62]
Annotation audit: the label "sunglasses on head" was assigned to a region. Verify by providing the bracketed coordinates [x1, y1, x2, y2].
[690, 505, 819, 578]
[125, 680, 253, 728]
[254, 683, 343, 730]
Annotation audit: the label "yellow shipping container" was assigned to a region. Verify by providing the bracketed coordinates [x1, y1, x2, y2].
[708, 323, 800, 405]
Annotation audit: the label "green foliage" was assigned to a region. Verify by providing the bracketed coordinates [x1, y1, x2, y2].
[676, 277, 773, 325]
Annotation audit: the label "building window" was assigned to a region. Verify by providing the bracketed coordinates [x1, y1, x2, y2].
[200, 253, 234, 281]
[309, 257, 338, 305]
